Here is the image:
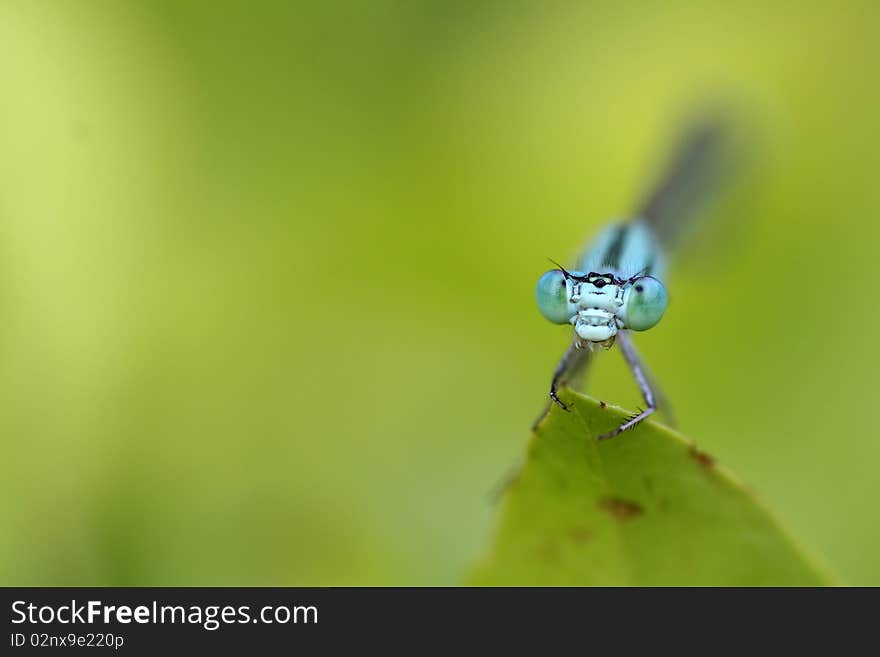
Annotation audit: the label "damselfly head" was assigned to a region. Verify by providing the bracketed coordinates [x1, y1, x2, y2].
[536, 268, 668, 339]
[536, 268, 621, 342]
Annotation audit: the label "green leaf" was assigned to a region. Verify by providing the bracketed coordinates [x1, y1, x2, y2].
[469, 390, 836, 586]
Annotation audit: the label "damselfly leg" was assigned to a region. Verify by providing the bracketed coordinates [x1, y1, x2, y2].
[532, 341, 591, 430]
[549, 340, 591, 412]
[597, 331, 657, 440]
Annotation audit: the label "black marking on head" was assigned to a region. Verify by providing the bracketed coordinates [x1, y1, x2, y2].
[584, 272, 620, 286]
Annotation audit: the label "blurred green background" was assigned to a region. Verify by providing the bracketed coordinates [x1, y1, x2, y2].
[1, 0, 878, 585]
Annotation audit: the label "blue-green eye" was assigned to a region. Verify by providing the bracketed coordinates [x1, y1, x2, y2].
[622, 276, 667, 331]
[535, 269, 573, 324]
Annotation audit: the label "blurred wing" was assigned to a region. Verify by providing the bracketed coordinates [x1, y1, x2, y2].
[636, 114, 733, 253]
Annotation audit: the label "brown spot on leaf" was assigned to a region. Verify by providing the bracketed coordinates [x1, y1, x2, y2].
[689, 445, 716, 469]
[569, 526, 593, 544]
[599, 496, 644, 520]
[599, 401, 607, 409]
[537, 538, 560, 562]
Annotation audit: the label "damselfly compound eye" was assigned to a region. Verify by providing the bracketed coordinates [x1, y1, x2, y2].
[621, 276, 667, 330]
[535, 269, 574, 324]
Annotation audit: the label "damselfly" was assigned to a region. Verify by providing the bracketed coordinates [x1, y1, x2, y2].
[535, 119, 727, 440]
